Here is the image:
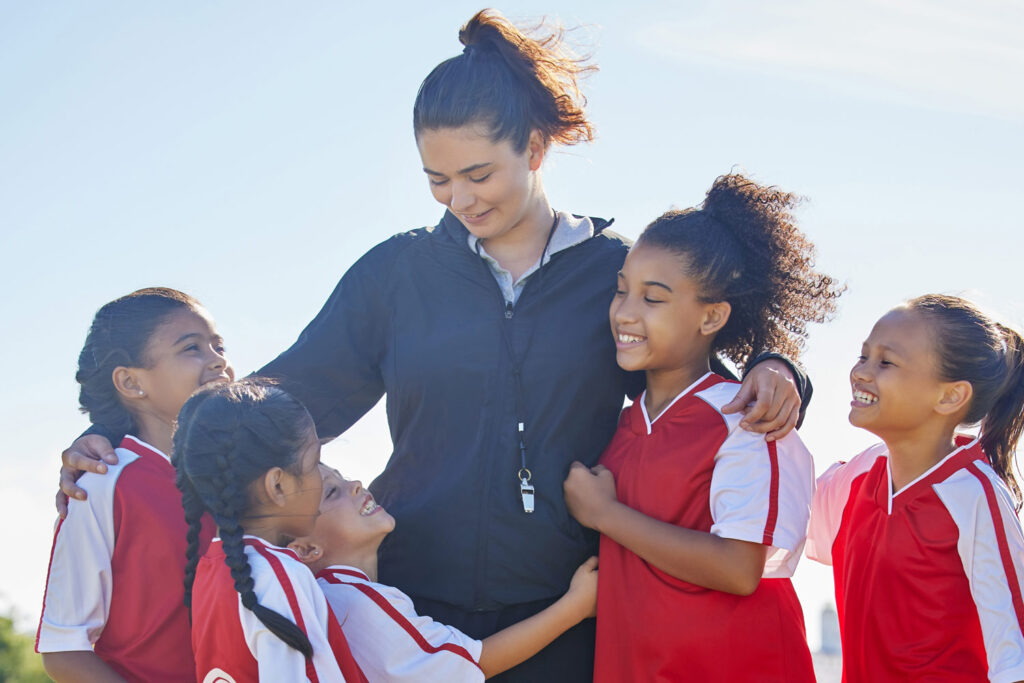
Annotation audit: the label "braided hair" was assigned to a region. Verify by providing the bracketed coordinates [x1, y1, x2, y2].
[637, 173, 844, 368]
[76, 287, 201, 438]
[174, 379, 318, 658]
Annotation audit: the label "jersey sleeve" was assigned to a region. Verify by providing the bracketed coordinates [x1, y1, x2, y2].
[35, 461, 129, 653]
[257, 236, 405, 441]
[934, 464, 1024, 683]
[805, 444, 886, 566]
[242, 550, 351, 682]
[319, 575, 483, 682]
[707, 419, 816, 578]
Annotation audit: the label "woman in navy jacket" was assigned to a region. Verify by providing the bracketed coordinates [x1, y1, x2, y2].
[59, 10, 808, 681]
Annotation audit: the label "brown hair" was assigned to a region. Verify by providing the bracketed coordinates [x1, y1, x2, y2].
[908, 294, 1024, 507]
[413, 9, 595, 151]
[637, 173, 844, 366]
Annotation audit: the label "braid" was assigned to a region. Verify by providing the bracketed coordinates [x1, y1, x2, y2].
[174, 379, 317, 658]
[178, 476, 205, 611]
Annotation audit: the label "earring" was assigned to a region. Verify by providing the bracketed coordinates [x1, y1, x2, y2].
[137, 390, 145, 396]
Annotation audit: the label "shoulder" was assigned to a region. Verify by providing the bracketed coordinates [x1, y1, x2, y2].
[932, 454, 1018, 522]
[817, 442, 888, 499]
[693, 376, 743, 431]
[74, 446, 140, 499]
[352, 225, 441, 273]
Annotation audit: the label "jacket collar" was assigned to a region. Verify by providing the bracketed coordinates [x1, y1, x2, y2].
[438, 209, 614, 247]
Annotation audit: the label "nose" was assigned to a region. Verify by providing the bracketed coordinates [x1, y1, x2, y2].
[611, 293, 638, 326]
[449, 179, 475, 213]
[207, 346, 230, 373]
[850, 358, 871, 383]
[348, 480, 363, 497]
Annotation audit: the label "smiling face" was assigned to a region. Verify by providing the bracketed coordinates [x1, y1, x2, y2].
[416, 124, 546, 245]
[610, 243, 725, 378]
[849, 307, 948, 438]
[302, 465, 395, 567]
[130, 306, 235, 423]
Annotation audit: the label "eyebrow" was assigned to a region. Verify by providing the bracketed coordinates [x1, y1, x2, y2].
[422, 162, 493, 176]
[174, 332, 222, 346]
[644, 280, 673, 293]
[174, 332, 202, 345]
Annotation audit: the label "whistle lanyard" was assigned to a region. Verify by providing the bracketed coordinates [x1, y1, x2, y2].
[477, 211, 559, 513]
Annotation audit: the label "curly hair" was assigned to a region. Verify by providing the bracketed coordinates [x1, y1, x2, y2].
[175, 379, 318, 657]
[637, 173, 844, 367]
[414, 8, 596, 150]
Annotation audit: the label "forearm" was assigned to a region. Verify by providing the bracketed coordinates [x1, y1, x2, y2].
[478, 597, 583, 678]
[595, 501, 766, 595]
[42, 651, 127, 683]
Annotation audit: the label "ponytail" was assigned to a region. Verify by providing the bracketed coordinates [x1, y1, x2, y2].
[636, 173, 843, 367]
[981, 324, 1024, 504]
[175, 379, 317, 657]
[908, 295, 1024, 507]
[414, 9, 595, 151]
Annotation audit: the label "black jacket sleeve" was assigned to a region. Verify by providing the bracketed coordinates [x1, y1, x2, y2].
[744, 352, 813, 428]
[256, 240, 395, 440]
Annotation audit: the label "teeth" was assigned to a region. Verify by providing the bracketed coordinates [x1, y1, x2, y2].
[618, 333, 645, 344]
[853, 390, 878, 405]
[360, 498, 378, 516]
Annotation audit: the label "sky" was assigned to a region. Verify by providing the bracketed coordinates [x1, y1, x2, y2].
[1, 0, 1022, 650]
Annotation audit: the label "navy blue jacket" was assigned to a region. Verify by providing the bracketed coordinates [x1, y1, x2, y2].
[260, 211, 635, 609]
[258, 210, 809, 610]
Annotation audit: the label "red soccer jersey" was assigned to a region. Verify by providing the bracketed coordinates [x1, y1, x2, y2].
[37, 435, 212, 682]
[594, 373, 816, 682]
[807, 436, 1024, 683]
[191, 536, 367, 683]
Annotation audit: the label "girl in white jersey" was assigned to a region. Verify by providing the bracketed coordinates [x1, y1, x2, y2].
[174, 379, 367, 682]
[286, 464, 598, 682]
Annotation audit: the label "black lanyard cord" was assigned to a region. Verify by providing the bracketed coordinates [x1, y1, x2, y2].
[476, 211, 559, 510]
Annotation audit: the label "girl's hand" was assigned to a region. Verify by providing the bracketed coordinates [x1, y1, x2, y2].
[563, 462, 617, 531]
[56, 435, 118, 517]
[721, 359, 800, 441]
[565, 556, 598, 619]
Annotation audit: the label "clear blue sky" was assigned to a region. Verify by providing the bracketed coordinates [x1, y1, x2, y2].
[2, 1, 1022, 648]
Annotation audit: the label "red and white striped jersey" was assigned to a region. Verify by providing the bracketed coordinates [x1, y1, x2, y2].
[595, 373, 816, 682]
[317, 565, 483, 682]
[808, 436, 1024, 683]
[36, 435, 209, 682]
[191, 537, 367, 683]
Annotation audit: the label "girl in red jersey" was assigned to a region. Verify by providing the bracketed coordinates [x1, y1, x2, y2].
[174, 379, 367, 682]
[288, 463, 598, 682]
[37, 287, 234, 682]
[564, 173, 842, 682]
[806, 295, 1024, 682]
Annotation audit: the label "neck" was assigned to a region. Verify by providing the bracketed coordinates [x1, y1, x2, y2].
[133, 411, 174, 456]
[643, 358, 712, 422]
[236, 518, 292, 549]
[322, 540, 382, 581]
[480, 196, 555, 281]
[882, 423, 959, 492]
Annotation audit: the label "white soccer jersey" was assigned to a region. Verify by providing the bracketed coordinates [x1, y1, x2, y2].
[192, 538, 365, 683]
[317, 565, 484, 683]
